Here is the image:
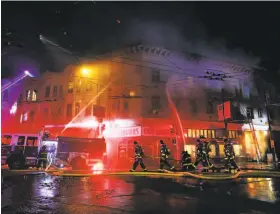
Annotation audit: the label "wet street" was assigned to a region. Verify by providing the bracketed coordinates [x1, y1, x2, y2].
[2, 173, 280, 214]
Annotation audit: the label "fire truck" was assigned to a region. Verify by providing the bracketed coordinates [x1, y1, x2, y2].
[1, 133, 107, 170]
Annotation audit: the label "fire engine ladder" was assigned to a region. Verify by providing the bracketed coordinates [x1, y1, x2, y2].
[247, 118, 262, 163]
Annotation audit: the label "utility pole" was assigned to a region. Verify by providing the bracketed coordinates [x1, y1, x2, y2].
[199, 71, 231, 137]
[221, 88, 228, 137]
[263, 86, 277, 165]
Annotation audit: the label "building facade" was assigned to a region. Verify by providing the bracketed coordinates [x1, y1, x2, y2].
[2, 44, 278, 168]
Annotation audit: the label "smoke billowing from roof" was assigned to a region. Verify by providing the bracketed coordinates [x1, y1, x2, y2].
[109, 18, 260, 68]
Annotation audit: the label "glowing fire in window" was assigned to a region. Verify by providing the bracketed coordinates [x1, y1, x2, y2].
[129, 91, 135, 97]
[9, 102, 17, 115]
[32, 90, 37, 101]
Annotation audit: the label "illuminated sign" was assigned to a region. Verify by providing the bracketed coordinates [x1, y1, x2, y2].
[106, 126, 141, 138]
[142, 127, 173, 136]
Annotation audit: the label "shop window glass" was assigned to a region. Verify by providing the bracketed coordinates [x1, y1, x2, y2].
[188, 129, 192, 138]
[204, 130, 208, 138]
[212, 130, 215, 138]
[17, 136, 25, 146]
[26, 137, 38, 146]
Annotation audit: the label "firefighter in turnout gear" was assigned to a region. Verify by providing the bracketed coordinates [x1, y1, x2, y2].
[159, 140, 175, 172]
[204, 141, 217, 172]
[36, 145, 48, 170]
[194, 136, 206, 168]
[194, 136, 216, 172]
[224, 137, 241, 172]
[129, 141, 147, 172]
[181, 150, 195, 171]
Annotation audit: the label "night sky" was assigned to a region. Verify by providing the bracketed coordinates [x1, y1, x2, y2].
[2, 1, 280, 88]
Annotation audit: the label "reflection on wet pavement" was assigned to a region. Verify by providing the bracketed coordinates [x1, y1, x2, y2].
[2, 174, 280, 214]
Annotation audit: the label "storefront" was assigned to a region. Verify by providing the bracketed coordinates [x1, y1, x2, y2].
[104, 118, 244, 168]
[242, 124, 269, 161]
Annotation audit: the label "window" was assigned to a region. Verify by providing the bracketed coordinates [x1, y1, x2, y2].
[246, 108, 254, 119]
[26, 90, 31, 101]
[257, 108, 263, 118]
[32, 90, 37, 101]
[20, 112, 28, 123]
[211, 130, 215, 138]
[151, 69, 160, 82]
[204, 130, 208, 138]
[208, 130, 212, 138]
[66, 104, 72, 117]
[17, 136, 25, 146]
[265, 90, 271, 100]
[68, 82, 73, 93]
[124, 100, 129, 112]
[190, 100, 197, 113]
[151, 96, 161, 110]
[2, 90, 8, 101]
[196, 130, 200, 138]
[59, 85, 63, 97]
[206, 100, 214, 113]
[75, 103, 80, 115]
[53, 86, 58, 97]
[45, 86, 50, 98]
[26, 137, 38, 146]
[188, 129, 192, 137]
[268, 108, 274, 120]
[1, 135, 12, 145]
[228, 131, 238, 139]
[243, 85, 250, 98]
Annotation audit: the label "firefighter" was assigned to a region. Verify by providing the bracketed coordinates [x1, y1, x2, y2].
[36, 145, 48, 170]
[181, 150, 195, 171]
[224, 137, 241, 173]
[194, 136, 205, 168]
[194, 136, 216, 172]
[204, 140, 217, 172]
[159, 140, 175, 172]
[129, 141, 147, 172]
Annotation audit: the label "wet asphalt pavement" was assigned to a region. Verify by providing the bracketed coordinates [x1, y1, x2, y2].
[2, 173, 280, 214]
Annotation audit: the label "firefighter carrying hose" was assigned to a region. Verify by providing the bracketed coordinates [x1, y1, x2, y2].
[36, 145, 48, 170]
[224, 137, 241, 172]
[129, 141, 147, 172]
[181, 150, 195, 171]
[159, 140, 175, 172]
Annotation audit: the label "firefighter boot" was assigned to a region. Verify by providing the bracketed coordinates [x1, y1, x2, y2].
[129, 169, 135, 172]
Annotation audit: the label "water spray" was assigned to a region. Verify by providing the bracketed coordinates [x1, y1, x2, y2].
[1, 71, 33, 93]
[39, 34, 73, 55]
[165, 80, 186, 159]
[61, 82, 112, 133]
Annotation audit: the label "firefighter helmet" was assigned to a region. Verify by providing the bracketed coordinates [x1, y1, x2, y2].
[133, 141, 138, 145]
[160, 140, 164, 144]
